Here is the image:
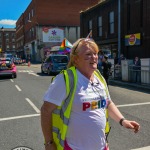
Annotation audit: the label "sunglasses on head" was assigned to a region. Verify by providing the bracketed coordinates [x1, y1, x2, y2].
[73, 38, 94, 54]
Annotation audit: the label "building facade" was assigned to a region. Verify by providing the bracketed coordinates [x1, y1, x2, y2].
[16, 0, 100, 62]
[0, 28, 16, 57]
[80, 0, 150, 59]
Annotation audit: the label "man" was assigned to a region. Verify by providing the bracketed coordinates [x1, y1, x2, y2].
[133, 56, 141, 83]
[101, 55, 112, 85]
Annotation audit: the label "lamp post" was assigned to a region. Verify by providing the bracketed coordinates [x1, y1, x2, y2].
[118, 0, 121, 59]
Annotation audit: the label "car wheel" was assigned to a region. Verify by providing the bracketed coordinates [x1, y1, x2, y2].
[47, 68, 51, 75]
[14, 73, 17, 78]
[41, 67, 44, 73]
[11, 73, 15, 79]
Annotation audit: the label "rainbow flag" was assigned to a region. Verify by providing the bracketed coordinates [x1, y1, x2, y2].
[59, 38, 73, 54]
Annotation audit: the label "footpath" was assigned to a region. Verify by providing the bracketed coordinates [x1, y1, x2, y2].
[109, 79, 150, 91]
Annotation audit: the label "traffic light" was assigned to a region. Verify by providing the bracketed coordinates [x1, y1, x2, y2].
[0, 48, 2, 52]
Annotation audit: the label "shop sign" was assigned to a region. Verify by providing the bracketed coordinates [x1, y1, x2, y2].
[125, 33, 141, 46]
[42, 27, 64, 43]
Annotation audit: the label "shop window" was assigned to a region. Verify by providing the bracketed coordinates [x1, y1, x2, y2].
[98, 16, 102, 37]
[88, 20, 92, 33]
[109, 11, 114, 34]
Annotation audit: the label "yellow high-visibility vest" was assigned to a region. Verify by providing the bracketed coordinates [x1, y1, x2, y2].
[52, 66, 110, 150]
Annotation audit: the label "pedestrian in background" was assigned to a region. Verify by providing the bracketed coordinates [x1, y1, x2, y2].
[133, 56, 141, 83]
[101, 55, 112, 85]
[97, 51, 103, 74]
[41, 38, 140, 150]
[27, 56, 31, 67]
[117, 54, 126, 66]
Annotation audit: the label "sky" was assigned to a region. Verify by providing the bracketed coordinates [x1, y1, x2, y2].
[0, 0, 31, 28]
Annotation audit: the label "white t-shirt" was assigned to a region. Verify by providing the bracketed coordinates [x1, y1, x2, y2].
[43, 69, 111, 150]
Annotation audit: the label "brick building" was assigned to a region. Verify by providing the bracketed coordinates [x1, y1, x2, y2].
[16, 0, 100, 61]
[0, 27, 16, 57]
[80, 0, 150, 59]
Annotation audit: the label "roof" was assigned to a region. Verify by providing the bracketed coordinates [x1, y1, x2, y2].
[80, 0, 110, 14]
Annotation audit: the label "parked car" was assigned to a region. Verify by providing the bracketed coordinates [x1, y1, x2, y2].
[0, 57, 17, 78]
[41, 54, 69, 75]
[13, 57, 22, 65]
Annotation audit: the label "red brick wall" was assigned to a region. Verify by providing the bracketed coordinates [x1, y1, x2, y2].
[33, 0, 99, 26]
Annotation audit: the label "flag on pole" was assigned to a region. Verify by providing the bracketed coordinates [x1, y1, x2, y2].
[59, 38, 73, 54]
[86, 30, 92, 39]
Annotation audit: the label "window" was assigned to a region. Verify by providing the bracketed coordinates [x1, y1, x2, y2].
[88, 20, 92, 32]
[98, 16, 102, 36]
[31, 9, 34, 17]
[12, 39, 15, 43]
[29, 12, 31, 20]
[6, 39, 9, 43]
[12, 33, 15, 37]
[5, 33, 9, 37]
[109, 11, 114, 34]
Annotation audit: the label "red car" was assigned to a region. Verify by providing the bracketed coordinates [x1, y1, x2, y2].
[0, 57, 17, 78]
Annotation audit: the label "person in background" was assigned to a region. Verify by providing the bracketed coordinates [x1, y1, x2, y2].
[113, 53, 118, 65]
[117, 54, 126, 66]
[97, 51, 104, 74]
[27, 56, 31, 67]
[41, 38, 140, 150]
[101, 55, 112, 85]
[133, 56, 141, 83]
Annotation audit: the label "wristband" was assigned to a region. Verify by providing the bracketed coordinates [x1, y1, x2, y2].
[44, 140, 53, 147]
[119, 118, 126, 126]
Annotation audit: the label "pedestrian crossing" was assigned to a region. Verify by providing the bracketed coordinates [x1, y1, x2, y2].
[18, 70, 39, 77]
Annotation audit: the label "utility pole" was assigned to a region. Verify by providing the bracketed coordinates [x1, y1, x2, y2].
[118, 0, 121, 59]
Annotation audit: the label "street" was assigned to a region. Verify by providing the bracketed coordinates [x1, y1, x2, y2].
[0, 64, 150, 150]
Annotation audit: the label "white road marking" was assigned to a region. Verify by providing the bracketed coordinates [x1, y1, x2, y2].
[117, 102, 150, 108]
[131, 146, 150, 150]
[0, 114, 40, 122]
[25, 98, 40, 113]
[28, 72, 39, 76]
[18, 70, 33, 73]
[15, 85, 22, 91]
[10, 79, 14, 82]
[18, 70, 39, 76]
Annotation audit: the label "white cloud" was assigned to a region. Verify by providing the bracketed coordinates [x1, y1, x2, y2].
[0, 19, 16, 26]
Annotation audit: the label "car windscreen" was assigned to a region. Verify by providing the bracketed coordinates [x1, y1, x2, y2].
[52, 56, 68, 63]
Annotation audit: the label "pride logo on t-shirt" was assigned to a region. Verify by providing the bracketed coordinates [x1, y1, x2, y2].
[82, 100, 106, 111]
